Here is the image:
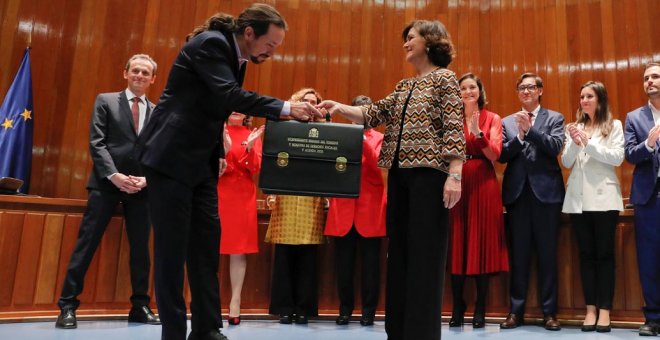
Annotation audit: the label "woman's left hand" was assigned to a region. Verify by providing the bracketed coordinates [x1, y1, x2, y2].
[443, 176, 461, 209]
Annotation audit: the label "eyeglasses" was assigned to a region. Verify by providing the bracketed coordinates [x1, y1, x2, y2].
[517, 84, 539, 92]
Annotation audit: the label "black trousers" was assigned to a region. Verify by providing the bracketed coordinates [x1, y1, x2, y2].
[570, 211, 618, 309]
[269, 244, 319, 317]
[385, 167, 449, 340]
[58, 189, 151, 310]
[144, 167, 221, 340]
[333, 227, 382, 317]
[505, 181, 561, 316]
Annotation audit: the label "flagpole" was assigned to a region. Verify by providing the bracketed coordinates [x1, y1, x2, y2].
[27, 30, 31, 49]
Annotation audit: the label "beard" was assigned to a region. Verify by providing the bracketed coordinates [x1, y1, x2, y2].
[250, 54, 270, 64]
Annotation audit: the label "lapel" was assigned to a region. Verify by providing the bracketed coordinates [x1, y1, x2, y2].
[222, 31, 243, 86]
[144, 100, 153, 127]
[533, 107, 548, 130]
[118, 91, 137, 133]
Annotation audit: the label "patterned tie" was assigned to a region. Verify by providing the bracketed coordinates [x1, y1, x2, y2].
[131, 97, 141, 133]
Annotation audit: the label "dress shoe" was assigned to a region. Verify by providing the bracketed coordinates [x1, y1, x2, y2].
[360, 316, 374, 326]
[335, 315, 350, 325]
[499, 313, 521, 329]
[639, 320, 660, 336]
[448, 311, 464, 327]
[543, 314, 561, 331]
[227, 315, 241, 325]
[472, 313, 485, 329]
[580, 324, 596, 332]
[279, 314, 293, 324]
[187, 329, 229, 340]
[55, 308, 77, 329]
[294, 315, 308, 324]
[596, 324, 611, 333]
[128, 305, 161, 325]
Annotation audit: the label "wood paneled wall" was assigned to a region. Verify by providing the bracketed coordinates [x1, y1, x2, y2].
[1, 0, 659, 198]
[0, 196, 645, 323]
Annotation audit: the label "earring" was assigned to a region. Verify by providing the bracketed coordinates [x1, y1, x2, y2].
[426, 47, 430, 53]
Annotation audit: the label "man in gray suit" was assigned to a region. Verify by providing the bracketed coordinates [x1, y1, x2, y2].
[55, 54, 160, 329]
[498, 72, 565, 331]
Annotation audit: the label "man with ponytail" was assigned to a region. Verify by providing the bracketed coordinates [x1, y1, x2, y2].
[137, 4, 322, 340]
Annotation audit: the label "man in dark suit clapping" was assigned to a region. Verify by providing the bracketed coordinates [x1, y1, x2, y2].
[137, 4, 322, 340]
[498, 72, 565, 331]
[56, 54, 160, 329]
[624, 62, 660, 336]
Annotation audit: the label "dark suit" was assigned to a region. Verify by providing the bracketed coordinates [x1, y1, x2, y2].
[58, 91, 153, 311]
[137, 30, 283, 340]
[624, 104, 660, 321]
[498, 107, 565, 317]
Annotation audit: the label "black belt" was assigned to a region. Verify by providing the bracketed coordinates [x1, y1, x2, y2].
[465, 154, 488, 160]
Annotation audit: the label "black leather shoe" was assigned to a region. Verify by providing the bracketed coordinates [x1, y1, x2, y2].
[279, 314, 293, 324]
[187, 329, 229, 340]
[294, 315, 308, 324]
[360, 316, 374, 326]
[336, 315, 350, 325]
[55, 308, 77, 329]
[596, 324, 611, 333]
[639, 320, 660, 336]
[128, 305, 161, 325]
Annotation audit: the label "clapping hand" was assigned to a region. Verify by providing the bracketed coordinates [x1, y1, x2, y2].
[245, 125, 265, 151]
[467, 110, 481, 136]
[568, 124, 589, 146]
[647, 124, 660, 148]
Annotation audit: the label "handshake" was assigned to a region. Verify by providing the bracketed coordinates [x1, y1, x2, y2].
[286, 100, 364, 125]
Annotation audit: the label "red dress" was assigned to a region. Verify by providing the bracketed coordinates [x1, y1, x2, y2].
[325, 129, 386, 237]
[218, 125, 262, 254]
[449, 109, 509, 275]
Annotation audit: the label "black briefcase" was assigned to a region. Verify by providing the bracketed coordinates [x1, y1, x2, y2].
[259, 120, 363, 197]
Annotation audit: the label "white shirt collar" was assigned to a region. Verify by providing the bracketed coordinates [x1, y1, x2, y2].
[125, 89, 146, 103]
[650, 100, 660, 117]
[523, 105, 541, 117]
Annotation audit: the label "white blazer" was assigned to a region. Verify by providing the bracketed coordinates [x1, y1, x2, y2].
[561, 119, 624, 213]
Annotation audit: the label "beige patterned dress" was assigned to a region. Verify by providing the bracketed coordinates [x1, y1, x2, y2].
[265, 195, 325, 245]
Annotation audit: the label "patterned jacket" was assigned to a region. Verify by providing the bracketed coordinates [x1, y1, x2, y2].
[363, 68, 465, 172]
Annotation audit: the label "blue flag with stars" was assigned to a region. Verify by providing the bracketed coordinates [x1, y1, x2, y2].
[0, 48, 33, 193]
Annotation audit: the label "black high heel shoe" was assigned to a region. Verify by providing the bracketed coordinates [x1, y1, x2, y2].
[472, 313, 485, 328]
[448, 310, 464, 327]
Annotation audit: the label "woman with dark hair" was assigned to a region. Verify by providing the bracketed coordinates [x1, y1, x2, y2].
[217, 112, 264, 325]
[561, 81, 624, 333]
[448, 73, 508, 328]
[319, 20, 465, 340]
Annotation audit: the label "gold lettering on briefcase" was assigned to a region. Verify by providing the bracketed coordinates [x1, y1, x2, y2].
[308, 128, 319, 138]
[277, 152, 289, 167]
[335, 157, 347, 172]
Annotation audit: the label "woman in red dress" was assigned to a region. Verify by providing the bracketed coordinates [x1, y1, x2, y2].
[448, 73, 509, 328]
[217, 112, 264, 325]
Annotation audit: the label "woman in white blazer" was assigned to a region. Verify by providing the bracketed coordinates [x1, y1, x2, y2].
[561, 81, 624, 333]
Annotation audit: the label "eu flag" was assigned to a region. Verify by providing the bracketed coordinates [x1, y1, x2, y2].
[0, 48, 33, 193]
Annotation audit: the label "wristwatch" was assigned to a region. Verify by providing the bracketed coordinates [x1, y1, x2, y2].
[448, 173, 462, 181]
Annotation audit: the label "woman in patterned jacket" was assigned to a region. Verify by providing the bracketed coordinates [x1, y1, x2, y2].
[318, 19, 465, 340]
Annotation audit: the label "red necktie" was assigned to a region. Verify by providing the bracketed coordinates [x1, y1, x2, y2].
[527, 112, 533, 125]
[131, 97, 141, 133]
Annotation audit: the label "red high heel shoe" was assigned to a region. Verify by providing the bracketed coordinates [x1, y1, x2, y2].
[227, 316, 241, 325]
